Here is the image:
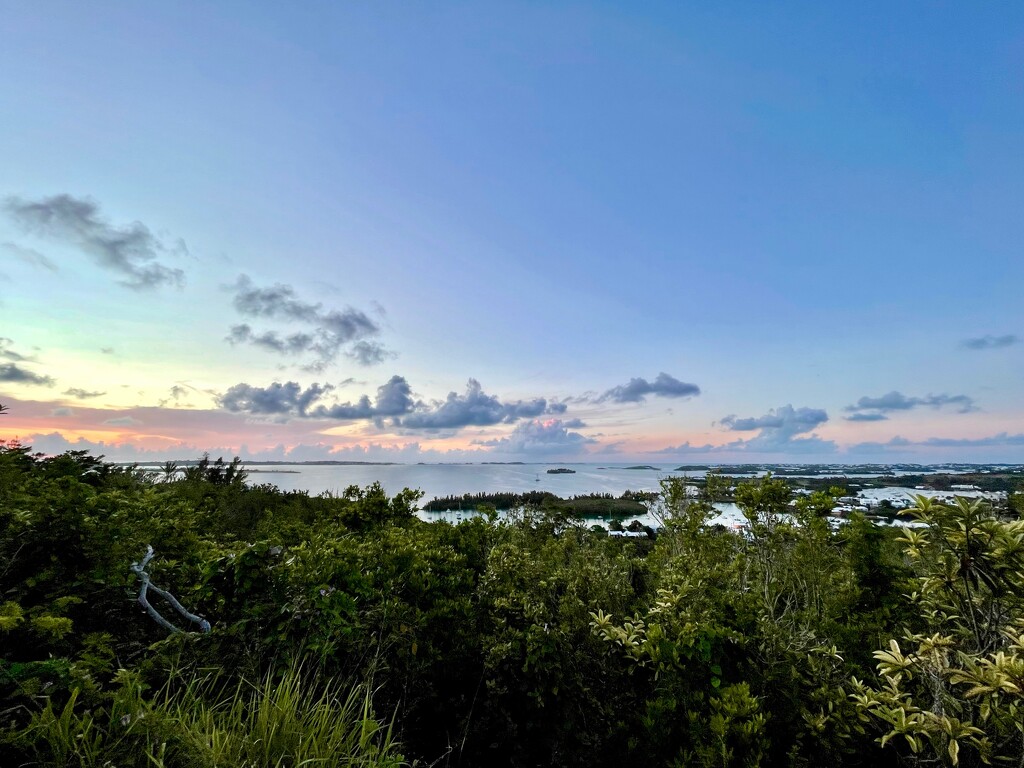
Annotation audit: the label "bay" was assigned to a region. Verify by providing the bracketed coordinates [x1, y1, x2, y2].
[240, 462, 697, 500]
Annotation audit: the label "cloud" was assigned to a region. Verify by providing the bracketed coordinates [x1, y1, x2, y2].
[104, 416, 141, 426]
[63, 388, 106, 399]
[0, 362, 54, 386]
[473, 419, 596, 455]
[310, 376, 414, 420]
[0, 338, 34, 363]
[846, 437, 914, 455]
[157, 384, 195, 408]
[12, 429, 491, 464]
[231, 275, 322, 322]
[599, 373, 700, 404]
[721, 406, 829, 433]
[215, 375, 563, 433]
[345, 341, 396, 367]
[844, 412, 889, 422]
[719, 404, 835, 453]
[1, 241, 58, 272]
[3, 194, 185, 290]
[918, 433, 1024, 448]
[227, 324, 316, 355]
[846, 433, 1024, 456]
[650, 441, 719, 454]
[51, 407, 74, 417]
[100, 347, 115, 355]
[218, 376, 415, 423]
[228, 275, 389, 370]
[401, 379, 548, 430]
[844, 390, 976, 419]
[962, 334, 1019, 351]
[219, 381, 336, 417]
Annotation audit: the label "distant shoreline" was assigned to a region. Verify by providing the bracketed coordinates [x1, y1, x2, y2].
[116, 461, 1024, 472]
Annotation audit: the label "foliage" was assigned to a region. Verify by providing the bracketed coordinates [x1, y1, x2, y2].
[5, 414, 1022, 766]
[15, 667, 405, 767]
[851, 496, 1024, 766]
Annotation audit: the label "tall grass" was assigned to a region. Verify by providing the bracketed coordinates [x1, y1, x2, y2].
[18, 667, 406, 768]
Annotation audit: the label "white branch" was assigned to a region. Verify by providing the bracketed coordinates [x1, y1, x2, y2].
[130, 545, 211, 634]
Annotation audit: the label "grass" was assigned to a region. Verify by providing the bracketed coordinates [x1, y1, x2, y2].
[18, 666, 406, 768]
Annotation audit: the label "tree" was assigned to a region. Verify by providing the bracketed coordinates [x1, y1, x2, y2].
[852, 496, 1024, 765]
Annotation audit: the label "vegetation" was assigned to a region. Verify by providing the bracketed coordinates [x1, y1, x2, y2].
[423, 490, 656, 517]
[2, 420, 1023, 766]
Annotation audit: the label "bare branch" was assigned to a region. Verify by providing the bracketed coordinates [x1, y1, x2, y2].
[130, 545, 211, 634]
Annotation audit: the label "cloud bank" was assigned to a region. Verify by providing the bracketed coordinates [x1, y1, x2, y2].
[844, 390, 976, 420]
[218, 376, 566, 432]
[473, 419, 596, 455]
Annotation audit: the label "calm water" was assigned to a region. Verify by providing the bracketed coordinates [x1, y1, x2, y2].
[241, 462, 699, 500]
[145, 462, 992, 529]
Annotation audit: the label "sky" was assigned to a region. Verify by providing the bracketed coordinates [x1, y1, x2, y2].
[1, 2, 1023, 464]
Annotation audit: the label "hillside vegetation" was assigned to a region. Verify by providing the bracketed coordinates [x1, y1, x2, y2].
[2, 435, 1023, 766]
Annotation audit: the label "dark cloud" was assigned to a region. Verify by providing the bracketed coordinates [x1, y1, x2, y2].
[473, 419, 596, 455]
[216, 375, 561, 433]
[844, 412, 889, 422]
[227, 324, 316, 355]
[51, 407, 74, 417]
[100, 347, 115, 355]
[231, 275, 321, 322]
[962, 334, 1019, 351]
[599, 373, 700, 404]
[3, 194, 185, 290]
[228, 275, 389, 370]
[63, 388, 106, 399]
[2, 241, 58, 272]
[345, 341, 396, 367]
[401, 379, 547, 430]
[219, 381, 335, 417]
[844, 390, 976, 417]
[0, 363, 54, 386]
[0, 338, 34, 363]
[719, 405, 835, 453]
[561, 418, 587, 429]
[310, 376, 414, 420]
[721, 406, 829, 433]
[545, 401, 568, 415]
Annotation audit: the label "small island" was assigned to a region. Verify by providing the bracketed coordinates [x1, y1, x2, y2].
[547, 467, 576, 474]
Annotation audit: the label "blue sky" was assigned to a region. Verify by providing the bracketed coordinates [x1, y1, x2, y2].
[1, 2, 1022, 462]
